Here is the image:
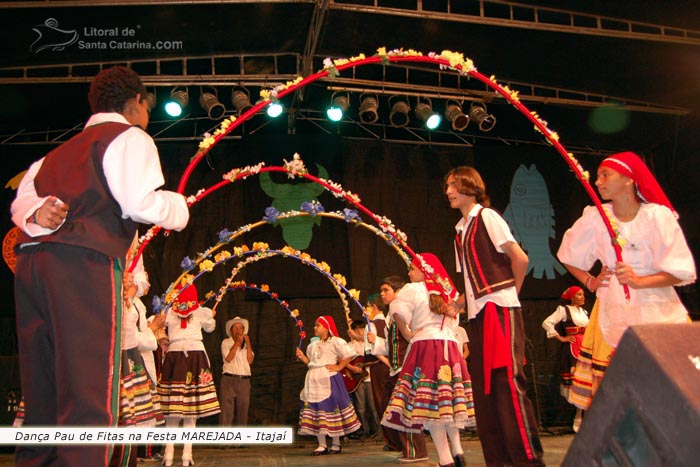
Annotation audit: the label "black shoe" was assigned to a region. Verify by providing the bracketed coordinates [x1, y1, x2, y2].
[329, 445, 342, 454]
[311, 447, 328, 456]
[454, 453, 466, 467]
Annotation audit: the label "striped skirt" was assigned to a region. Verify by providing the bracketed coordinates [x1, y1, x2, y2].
[120, 347, 164, 427]
[298, 373, 361, 437]
[567, 301, 614, 410]
[157, 350, 220, 419]
[382, 339, 475, 433]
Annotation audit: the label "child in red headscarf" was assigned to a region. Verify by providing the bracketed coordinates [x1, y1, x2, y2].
[157, 282, 220, 467]
[558, 151, 695, 413]
[296, 315, 361, 455]
[381, 253, 475, 467]
[541, 286, 589, 432]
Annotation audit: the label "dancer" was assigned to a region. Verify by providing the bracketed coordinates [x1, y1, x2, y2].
[382, 253, 474, 467]
[368, 275, 430, 463]
[541, 286, 589, 432]
[557, 151, 695, 412]
[11, 65, 189, 467]
[446, 166, 544, 466]
[158, 282, 220, 466]
[296, 316, 361, 455]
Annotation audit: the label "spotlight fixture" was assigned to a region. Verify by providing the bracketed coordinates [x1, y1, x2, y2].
[165, 87, 188, 117]
[358, 93, 379, 124]
[266, 101, 284, 118]
[415, 97, 441, 130]
[388, 95, 410, 128]
[199, 87, 226, 120]
[326, 92, 349, 122]
[445, 100, 469, 132]
[232, 86, 253, 115]
[469, 101, 496, 132]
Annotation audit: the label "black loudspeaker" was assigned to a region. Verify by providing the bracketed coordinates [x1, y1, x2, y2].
[563, 322, 700, 466]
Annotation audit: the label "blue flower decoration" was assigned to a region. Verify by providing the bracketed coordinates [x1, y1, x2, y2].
[217, 228, 232, 243]
[152, 295, 163, 314]
[411, 367, 422, 390]
[300, 201, 325, 216]
[263, 206, 279, 224]
[180, 256, 195, 271]
[342, 208, 361, 223]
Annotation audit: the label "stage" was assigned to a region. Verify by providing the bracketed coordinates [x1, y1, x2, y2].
[0, 431, 574, 466]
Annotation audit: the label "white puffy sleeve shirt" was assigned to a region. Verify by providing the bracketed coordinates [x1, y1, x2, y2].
[557, 203, 695, 347]
[166, 306, 216, 353]
[300, 336, 357, 403]
[11, 112, 189, 237]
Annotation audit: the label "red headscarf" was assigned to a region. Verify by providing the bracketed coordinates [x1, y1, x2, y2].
[172, 283, 199, 328]
[561, 286, 582, 301]
[599, 151, 676, 217]
[412, 253, 458, 301]
[317, 315, 339, 338]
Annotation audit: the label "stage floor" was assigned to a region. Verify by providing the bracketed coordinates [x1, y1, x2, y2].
[0, 431, 575, 466]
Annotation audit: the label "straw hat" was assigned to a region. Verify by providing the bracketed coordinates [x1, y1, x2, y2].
[226, 316, 249, 337]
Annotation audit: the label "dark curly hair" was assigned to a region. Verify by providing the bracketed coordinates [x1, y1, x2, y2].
[88, 66, 147, 114]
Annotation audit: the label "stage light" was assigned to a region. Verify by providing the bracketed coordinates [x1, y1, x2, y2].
[165, 87, 188, 117]
[266, 101, 284, 118]
[358, 94, 379, 124]
[415, 98, 441, 130]
[232, 87, 253, 115]
[469, 101, 496, 132]
[445, 100, 469, 131]
[199, 87, 226, 120]
[326, 92, 349, 122]
[388, 95, 410, 128]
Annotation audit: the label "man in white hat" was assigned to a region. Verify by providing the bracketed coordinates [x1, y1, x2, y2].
[219, 317, 254, 429]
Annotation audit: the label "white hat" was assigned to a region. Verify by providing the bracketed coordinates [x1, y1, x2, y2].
[226, 316, 249, 337]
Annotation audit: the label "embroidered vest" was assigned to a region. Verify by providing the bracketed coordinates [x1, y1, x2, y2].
[17, 122, 138, 259]
[456, 208, 515, 299]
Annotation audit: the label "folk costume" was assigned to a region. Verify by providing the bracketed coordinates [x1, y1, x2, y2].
[455, 205, 544, 466]
[370, 303, 429, 462]
[541, 286, 589, 400]
[12, 111, 188, 467]
[558, 152, 696, 410]
[297, 316, 361, 441]
[158, 283, 219, 466]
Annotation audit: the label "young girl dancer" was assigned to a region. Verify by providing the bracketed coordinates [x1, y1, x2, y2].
[157, 283, 220, 466]
[296, 315, 361, 455]
[382, 253, 475, 467]
[557, 151, 695, 412]
[541, 286, 589, 432]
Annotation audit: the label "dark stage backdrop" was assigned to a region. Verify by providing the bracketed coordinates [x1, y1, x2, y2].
[1, 135, 697, 428]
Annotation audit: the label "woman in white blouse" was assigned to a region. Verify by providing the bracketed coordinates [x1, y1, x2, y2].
[557, 151, 696, 415]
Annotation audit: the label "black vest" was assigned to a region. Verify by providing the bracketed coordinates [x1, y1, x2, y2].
[17, 122, 138, 260]
[455, 208, 515, 299]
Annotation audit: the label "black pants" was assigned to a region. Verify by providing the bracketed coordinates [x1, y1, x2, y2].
[467, 305, 544, 467]
[15, 243, 123, 467]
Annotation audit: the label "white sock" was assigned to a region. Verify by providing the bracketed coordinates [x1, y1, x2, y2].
[428, 424, 453, 466]
[330, 436, 341, 449]
[447, 425, 463, 455]
[316, 434, 327, 448]
[182, 418, 196, 458]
